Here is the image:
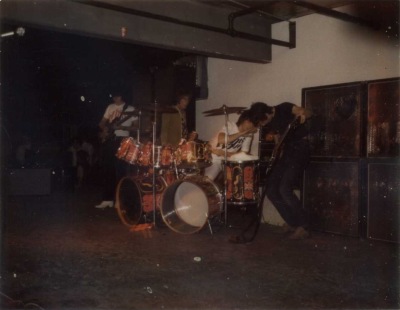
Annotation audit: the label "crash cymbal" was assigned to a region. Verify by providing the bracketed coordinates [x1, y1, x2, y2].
[140, 105, 178, 113]
[203, 105, 246, 116]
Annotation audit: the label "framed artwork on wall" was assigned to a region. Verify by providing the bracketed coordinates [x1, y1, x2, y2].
[302, 83, 363, 158]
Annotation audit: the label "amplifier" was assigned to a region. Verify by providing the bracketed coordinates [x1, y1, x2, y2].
[7, 168, 52, 196]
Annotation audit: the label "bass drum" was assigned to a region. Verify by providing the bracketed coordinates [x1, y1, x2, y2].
[160, 175, 222, 234]
[115, 175, 167, 227]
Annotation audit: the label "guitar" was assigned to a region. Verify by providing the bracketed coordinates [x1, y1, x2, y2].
[99, 111, 138, 143]
[266, 116, 301, 171]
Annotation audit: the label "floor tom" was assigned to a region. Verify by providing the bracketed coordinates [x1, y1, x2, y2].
[223, 159, 259, 205]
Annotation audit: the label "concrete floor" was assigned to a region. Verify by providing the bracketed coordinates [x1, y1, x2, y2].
[1, 185, 399, 310]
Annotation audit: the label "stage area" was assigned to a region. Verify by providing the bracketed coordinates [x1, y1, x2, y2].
[1, 187, 399, 310]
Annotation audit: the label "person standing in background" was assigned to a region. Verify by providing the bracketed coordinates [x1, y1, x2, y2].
[95, 92, 138, 209]
[160, 89, 193, 147]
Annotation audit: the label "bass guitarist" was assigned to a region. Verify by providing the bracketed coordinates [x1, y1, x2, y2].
[96, 92, 138, 209]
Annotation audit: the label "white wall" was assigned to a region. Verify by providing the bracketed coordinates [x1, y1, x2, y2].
[196, 11, 399, 225]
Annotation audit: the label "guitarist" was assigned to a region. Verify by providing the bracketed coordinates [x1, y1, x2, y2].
[96, 92, 138, 209]
[253, 101, 312, 240]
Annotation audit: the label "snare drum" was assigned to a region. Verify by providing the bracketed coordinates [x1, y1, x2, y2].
[175, 141, 212, 169]
[223, 160, 259, 205]
[160, 175, 222, 234]
[115, 175, 167, 227]
[115, 137, 140, 164]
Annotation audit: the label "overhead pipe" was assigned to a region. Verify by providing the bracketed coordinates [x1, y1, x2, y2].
[75, 0, 295, 48]
[226, 0, 290, 23]
[228, 4, 296, 48]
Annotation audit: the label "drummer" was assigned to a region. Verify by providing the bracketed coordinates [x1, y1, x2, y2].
[204, 109, 261, 181]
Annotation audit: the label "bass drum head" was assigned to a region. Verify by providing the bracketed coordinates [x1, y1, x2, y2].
[161, 176, 221, 234]
[174, 182, 208, 228]
[115, 177, 142, 227]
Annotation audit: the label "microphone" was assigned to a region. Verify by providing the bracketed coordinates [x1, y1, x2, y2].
[1, 27, 25, 38]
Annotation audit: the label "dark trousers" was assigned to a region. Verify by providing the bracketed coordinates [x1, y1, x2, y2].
[100, 138, 129, 201]
[265, 139, 310, 228]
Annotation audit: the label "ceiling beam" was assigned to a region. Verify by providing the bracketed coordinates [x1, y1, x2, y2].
[76, 0, 292, 48]
[1, 0, 273, 63]
[291, 1, 377, 29]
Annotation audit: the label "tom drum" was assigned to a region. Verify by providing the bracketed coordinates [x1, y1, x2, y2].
[115, 137, 140, 164]
[175, 141, 212, 169]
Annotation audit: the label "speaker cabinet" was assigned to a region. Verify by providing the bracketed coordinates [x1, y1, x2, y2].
[303, 161, 359, 237]
[367, 163, 400, 243]
[7, 168, 52, 196]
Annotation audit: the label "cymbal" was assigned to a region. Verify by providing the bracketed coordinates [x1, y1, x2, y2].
[203, 105, 246, 116]
[140, 105, 178, 113]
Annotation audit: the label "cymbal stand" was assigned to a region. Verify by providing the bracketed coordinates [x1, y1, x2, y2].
[222, 105, 229, 227]
[136, 109, 142, 144]
[173, 159, 180, 180]
[152, 100, 158, 228]
[134, 109, 142, 177]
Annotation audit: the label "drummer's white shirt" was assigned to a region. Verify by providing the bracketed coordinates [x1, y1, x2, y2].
[208, 121, 253, 153]
[205, 121, 256, 180]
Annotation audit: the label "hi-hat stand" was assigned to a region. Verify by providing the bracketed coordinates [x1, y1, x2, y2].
[147, 100, 178, 228]
[151, 100, 159, 228]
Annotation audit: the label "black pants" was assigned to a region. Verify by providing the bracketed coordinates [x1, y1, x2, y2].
[100, 138, 130, 201]
[265, 139, 310, 228]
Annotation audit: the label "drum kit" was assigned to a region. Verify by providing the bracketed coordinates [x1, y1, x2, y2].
[114, 104, 261, 235]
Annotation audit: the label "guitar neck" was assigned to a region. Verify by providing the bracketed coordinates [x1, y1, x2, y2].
[267, 117, 299, 168]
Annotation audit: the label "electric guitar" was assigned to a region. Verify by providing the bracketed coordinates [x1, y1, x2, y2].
[99, 111, 138, 143]
[266, 116, 301, 171]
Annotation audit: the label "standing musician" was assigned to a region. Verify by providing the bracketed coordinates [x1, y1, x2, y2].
[204, 109, 261, 181]
[251, 101, 312, 239]
[95, 92, 138, 209]
[160, 89, 196, 147]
